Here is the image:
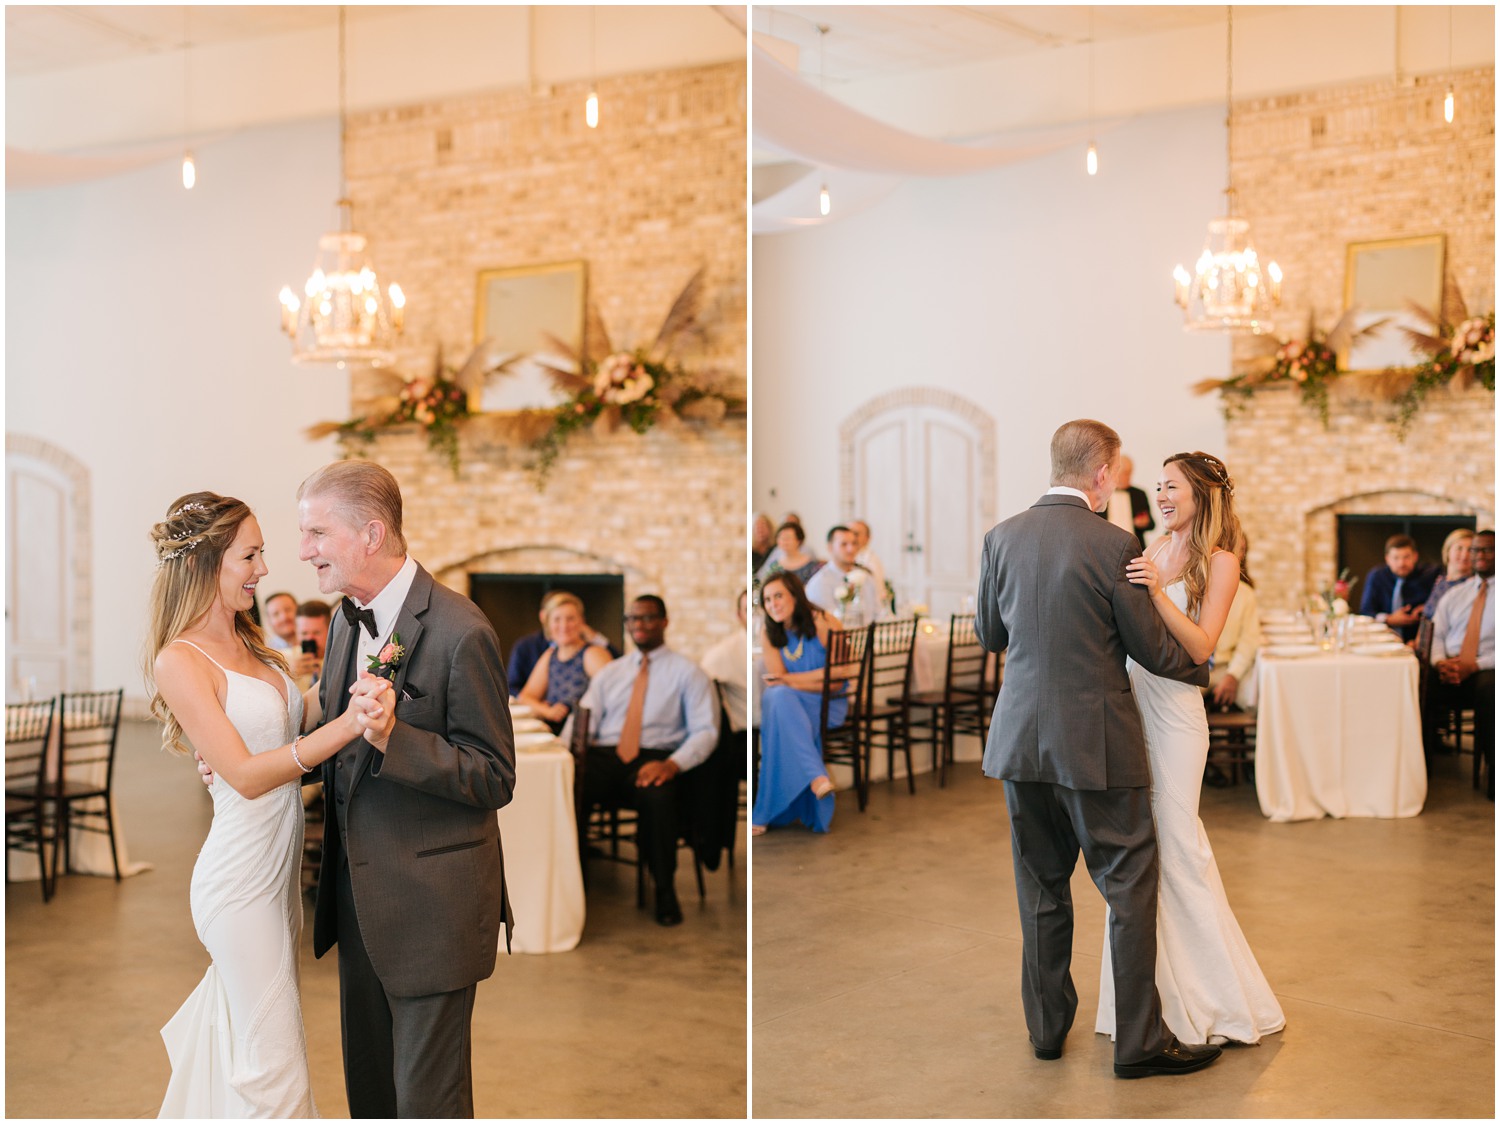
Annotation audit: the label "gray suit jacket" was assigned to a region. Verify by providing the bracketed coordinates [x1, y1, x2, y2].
[312, 563, 516, 997]
[976, 493, 1209, 791]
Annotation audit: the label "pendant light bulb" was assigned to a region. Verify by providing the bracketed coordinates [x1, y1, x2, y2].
[819, 183, 831, 217]
[1086, 142, 1098, 176]
[182, 151, 196, 190]
[1444, 86, 1455, 123]
[586, 89, 599, 129]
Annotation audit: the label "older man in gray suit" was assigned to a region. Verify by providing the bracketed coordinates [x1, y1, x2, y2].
[301, 460, 515, 1117]
[976, 419, 1220, 1079]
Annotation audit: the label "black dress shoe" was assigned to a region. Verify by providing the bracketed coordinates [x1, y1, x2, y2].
[1029, 1038, 1062, 1061]
[655, 886, 683, 927]
[1114, 1038, 1222, 1079]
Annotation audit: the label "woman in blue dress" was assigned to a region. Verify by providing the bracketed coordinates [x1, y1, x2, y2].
[752, 571, 847, 835]
[517, 593, 614, 733]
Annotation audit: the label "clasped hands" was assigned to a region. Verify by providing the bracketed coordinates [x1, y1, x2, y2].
[1435, 655, 1479, 685]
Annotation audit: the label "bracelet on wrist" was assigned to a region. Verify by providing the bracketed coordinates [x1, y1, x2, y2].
[290, 734, 313, 774]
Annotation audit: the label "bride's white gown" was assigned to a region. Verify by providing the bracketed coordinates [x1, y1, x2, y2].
[1096, 582, 1285, 1047]
[158, 642, 317, 1118]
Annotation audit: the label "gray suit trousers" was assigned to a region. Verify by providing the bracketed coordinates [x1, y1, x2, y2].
[336, 858, 477, 1118]
[1002, 780, 1171, 1065]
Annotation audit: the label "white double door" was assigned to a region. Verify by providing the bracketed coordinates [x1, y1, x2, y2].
[6, 449, 75, 700]
[847, 403, 988, 619]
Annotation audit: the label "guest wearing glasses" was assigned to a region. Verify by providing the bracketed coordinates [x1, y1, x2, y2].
[1425, 530, 1495, 797]
[568, 596, 718, 926]
[516, 593, 615, 734]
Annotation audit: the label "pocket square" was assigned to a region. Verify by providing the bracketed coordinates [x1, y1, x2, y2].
[400, 683, 425, 701]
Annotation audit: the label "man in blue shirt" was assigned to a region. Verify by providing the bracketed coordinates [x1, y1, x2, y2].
[572, 595, 719, 925]
[1359, 534, 1439, 642]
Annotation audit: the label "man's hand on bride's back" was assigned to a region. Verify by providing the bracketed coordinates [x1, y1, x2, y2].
[196, 751, 214, 789]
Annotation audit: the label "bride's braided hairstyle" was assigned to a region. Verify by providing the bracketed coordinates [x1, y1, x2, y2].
[1163, 452, 1244, 620]
[143, 492, 287, 755]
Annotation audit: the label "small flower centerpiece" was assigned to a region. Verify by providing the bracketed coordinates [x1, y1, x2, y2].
[1312, 569, 1359, 619]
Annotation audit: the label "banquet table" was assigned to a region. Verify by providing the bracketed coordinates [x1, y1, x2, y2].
[497, 713, 586, 954]
[5, 704, 151, 883]
[1253, 641, 1426, 823]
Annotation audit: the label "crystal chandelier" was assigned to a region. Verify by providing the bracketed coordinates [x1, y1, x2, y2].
[1172, 6, 1281, 335]
[278, 7, 405, 368]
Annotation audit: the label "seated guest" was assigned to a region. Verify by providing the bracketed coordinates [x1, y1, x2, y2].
[849, 519, 890, 610]
[570, 596, 718, 926]
[752, 572, 845, 836]
[262, 590, 299, 651]
[517, 593, 614, 734]
[289, 599, 332, 692]
[751, 514, 776, 575]
[755, 521, 822, 585]
[1102, 455, 1155, 550]
[1423, 528, 1476, 619]
[803, 525, 887, 626]
[1359, 534, 1439, 642]
[508, 590, 617, 696]
[700, 590, 748, 737]
[1206, 535, 1262, 712]
[1425, 530, 1495, 798]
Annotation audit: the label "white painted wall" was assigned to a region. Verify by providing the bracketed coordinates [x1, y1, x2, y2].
[6, 119, 352, 698]
[753, 102, 1232, 556]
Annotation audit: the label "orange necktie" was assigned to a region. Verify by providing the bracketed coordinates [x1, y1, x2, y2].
[1459, 578, 1489, 665]
[616, 654, 650, 764]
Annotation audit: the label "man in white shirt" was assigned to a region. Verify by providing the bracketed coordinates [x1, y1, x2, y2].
[699, 590, 748, 734]
[849, 519, 889, 608]
[1426, 530, 1494, 797]
[1103, 456, 1155, 550]
[804, 525, 886, 626]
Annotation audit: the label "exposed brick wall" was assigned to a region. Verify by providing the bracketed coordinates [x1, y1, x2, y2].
[1224, 68, 1495, 609]
[334, 62, 747, 660]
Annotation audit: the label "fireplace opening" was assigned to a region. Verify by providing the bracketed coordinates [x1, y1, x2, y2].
[468, 573, 627, 674]
[1337, 514, 1476, 592]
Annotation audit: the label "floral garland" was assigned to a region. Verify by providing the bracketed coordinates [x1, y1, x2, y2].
[1192, 308, 1380, 428]
[1390, 310, 1495, 438]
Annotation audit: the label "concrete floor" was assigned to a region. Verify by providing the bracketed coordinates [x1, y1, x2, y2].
[6, 720, 746, 1119]
[752, 750, 1495, 1118]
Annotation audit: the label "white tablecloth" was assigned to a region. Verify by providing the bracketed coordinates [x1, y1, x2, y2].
[498, 741, 586, 954]
[1254, 650, 1426, 822]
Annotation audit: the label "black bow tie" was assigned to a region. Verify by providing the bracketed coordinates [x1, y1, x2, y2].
[340, 598, 378, 640]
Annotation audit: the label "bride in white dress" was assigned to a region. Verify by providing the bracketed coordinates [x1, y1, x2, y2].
[145, 493, 393, 1117]
[1096, 453, 1285, 1047]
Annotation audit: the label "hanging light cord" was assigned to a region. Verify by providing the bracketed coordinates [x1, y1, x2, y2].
[338, 6, 348, 205]
[1224, 5, 1235, 217]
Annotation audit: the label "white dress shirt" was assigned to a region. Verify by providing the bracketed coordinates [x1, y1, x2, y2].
[700, 627, 748, 733]
[855, 548, 889, 606]
[346, 555, 419, 672]
[1045, 485, 1097, 509]
[1430, 574, 1495, 670]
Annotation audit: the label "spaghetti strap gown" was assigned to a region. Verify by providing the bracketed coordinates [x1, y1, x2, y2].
[1096, 582, 1286, 1046]
[158, 641, 317, 1118]
[752, 631, 846, 833]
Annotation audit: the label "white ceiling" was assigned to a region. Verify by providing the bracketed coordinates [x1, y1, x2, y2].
[6, 6, 747, 153]
[752, 5, 1294, 85]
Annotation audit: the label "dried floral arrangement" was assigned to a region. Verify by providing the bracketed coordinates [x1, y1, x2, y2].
[305, 267, 743, 484]
[1191, 308, 1386, 427]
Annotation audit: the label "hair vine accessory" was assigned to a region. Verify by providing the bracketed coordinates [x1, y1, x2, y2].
[1199, 455, 1235, 495]
[171, 501, 211, 520]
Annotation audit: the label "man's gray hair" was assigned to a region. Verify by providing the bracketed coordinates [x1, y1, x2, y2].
[1050, 419, 1120, 490]
[298, 460, 407, 556]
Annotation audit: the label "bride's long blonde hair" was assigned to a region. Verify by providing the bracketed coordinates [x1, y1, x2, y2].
[142, 492, 286, 755]
[1164, 452, 1244, 620]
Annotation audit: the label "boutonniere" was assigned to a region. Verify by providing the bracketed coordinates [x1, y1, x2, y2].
[367, 633, 406, 680]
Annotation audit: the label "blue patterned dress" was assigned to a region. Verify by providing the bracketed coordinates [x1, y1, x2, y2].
[753, 630, 846, 833]
[543, 645, 593, 733]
